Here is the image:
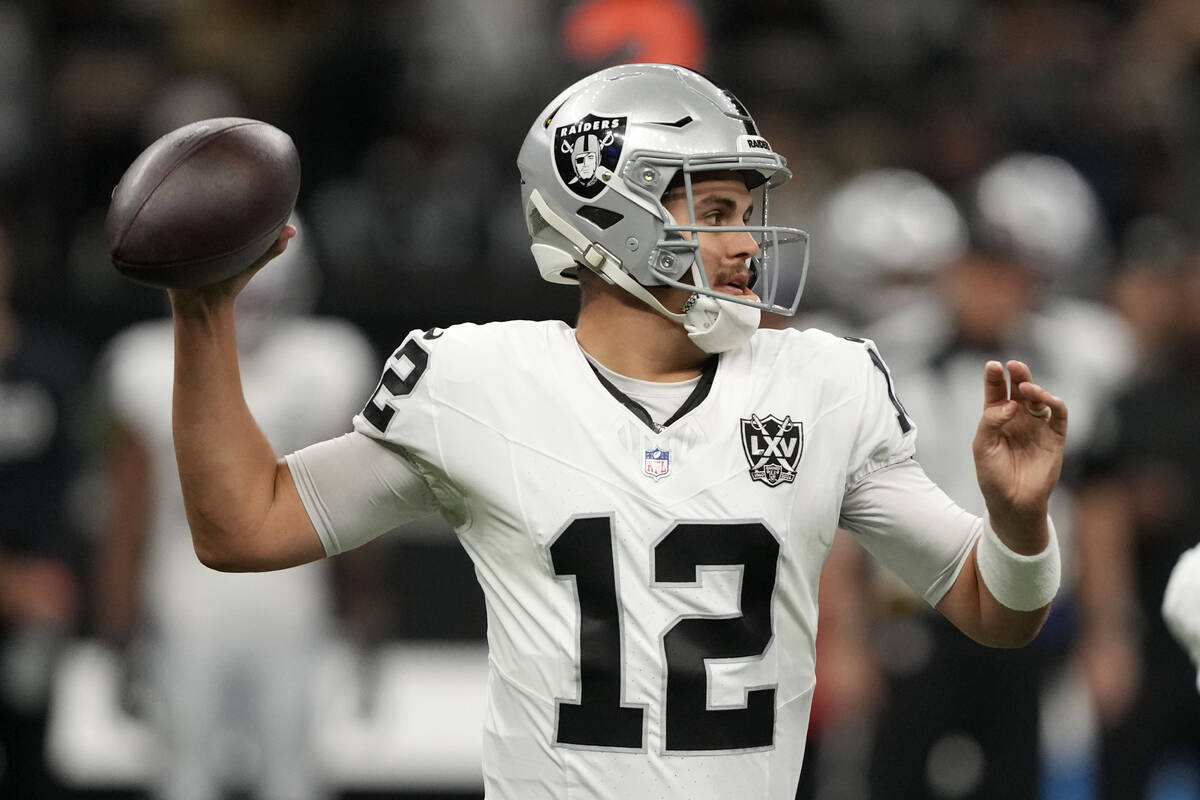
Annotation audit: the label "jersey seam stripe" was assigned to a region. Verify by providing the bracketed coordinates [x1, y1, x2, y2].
[425, 366, 465, 534]
[505, 425, 544, 578]
[843, 453, 918, 494]
[776, 683, 816, 710]
[487, 653, 561, 708]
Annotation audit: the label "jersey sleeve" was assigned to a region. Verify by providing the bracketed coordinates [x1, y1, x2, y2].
[286, 327, 459, 555]
[839, 458, 980, 606]
[349, 326, 473, 521]
[286, 432, 439, 555]
[843, 338, 918, 489]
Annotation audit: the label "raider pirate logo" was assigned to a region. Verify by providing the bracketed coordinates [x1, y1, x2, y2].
[741, 414, 803, 487]
[554, 114, 626, 199]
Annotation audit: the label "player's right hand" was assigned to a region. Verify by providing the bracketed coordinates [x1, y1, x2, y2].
[167, 225, 296, 315]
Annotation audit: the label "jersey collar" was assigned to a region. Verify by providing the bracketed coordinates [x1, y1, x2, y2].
[585, 356, 718, 433]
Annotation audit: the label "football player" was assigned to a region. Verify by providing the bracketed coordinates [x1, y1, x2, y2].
[165, 64, 1068, 799]
[96, 218, 378, 800]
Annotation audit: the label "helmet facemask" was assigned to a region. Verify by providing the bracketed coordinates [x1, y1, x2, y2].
[618, 153, 810, 317]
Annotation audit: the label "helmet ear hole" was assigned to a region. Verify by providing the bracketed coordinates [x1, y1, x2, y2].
[577, 205, 623, 231]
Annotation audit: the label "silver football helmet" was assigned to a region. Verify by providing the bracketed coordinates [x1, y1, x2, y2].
[969, 153, 1111, 296]
[518, 64, 810, 342]
[813, 168, 967, 322]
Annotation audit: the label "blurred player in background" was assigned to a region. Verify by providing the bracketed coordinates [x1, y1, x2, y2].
[161, 64, 1069, 799]
[0, 220, 84, 798]
[94, 217, 378, 800]
[1163, 543, 1200, 693]
[808, 167, 969, 336]
[1075, 239, 1200, 800]
[849, 155, 1135, 799]
[795, 168, 971, 799]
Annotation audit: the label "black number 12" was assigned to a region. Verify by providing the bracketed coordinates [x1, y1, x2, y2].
[550, 516, 780, 753]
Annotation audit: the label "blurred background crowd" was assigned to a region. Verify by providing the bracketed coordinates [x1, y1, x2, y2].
[3, 0, 1200, 798]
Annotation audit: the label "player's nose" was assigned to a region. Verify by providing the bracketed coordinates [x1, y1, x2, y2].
[725, 229, 759, 262]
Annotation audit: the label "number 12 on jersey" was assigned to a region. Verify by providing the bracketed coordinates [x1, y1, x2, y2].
[550, 516, 781, 753]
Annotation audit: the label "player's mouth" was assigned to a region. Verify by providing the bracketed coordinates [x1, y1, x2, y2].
[715, 273, 756, 298]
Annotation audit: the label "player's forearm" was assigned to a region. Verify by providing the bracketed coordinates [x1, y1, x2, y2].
[938, 547, 1050, 648]
[937, 511, 1058, 647]
[973, 562, 1051, 647]
[170, 298, 282, 569]
[978, 512, 1057, 645]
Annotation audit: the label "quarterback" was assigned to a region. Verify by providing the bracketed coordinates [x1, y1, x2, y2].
[168, 65, 1068, 799]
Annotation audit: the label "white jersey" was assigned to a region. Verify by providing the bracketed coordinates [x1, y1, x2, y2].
[288, 320, 980, 799]
[103, 316, 377, 633]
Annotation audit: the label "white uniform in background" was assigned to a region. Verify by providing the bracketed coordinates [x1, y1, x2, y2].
[288, 320, 985, 800]
[102, 310, 376, 800]
[1163, 544, 1200, 693]
[867, 296, 1135, 552]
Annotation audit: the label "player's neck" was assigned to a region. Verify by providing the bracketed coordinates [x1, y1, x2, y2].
[574, 290, 709, 382]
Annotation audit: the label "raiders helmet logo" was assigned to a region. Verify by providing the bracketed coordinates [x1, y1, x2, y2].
[740, 414, 803, 487]
[554, 114, 626, 199]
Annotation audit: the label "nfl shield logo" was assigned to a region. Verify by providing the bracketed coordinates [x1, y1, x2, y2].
[554, 114, 627, 200]
[644, 447, 671, 481]
[740, 414, 803, 487]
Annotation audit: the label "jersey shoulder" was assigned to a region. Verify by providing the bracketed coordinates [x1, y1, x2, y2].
[411, 319, 574, 386]
[748, 326, 884, 387]
[356, 320, 574, 439]
[750, 324, 870, 355]
[745, 327, 913, 442]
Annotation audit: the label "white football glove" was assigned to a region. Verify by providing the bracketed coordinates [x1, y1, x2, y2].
[1162, 543, 1200, 693]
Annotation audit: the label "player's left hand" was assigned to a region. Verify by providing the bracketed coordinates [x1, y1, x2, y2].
[972, 360, 1068, 545]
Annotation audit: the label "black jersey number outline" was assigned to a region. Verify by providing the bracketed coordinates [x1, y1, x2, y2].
[362, 336, 430, 432]
[550, 516, 780, 753]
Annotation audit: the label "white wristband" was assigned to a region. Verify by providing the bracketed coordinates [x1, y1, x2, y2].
[977, 516, 1061, 612]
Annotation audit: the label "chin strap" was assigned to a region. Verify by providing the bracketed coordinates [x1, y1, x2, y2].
[529, 190, 759, 354]
[680, 290, 761, 353]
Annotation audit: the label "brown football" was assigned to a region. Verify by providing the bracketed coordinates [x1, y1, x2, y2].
[105, 117, 300, 289]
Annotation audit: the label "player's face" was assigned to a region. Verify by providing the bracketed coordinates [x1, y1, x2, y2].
[661, 174, 760, 303]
